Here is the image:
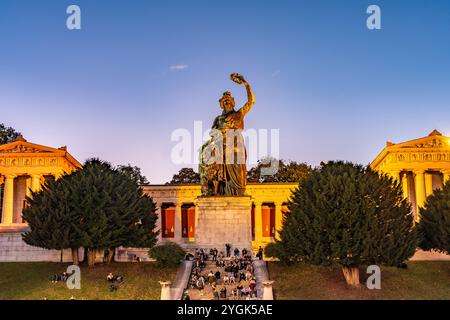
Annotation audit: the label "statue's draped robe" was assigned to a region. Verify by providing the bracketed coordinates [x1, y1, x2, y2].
[200, 108, 247, 196]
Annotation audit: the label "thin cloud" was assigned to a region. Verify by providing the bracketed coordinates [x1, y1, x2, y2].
[169, 64, 189, 71]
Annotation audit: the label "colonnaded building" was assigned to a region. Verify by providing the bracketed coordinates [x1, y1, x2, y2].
[1, 130, 450, 262]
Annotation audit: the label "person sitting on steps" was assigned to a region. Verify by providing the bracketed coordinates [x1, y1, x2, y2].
[207, 271, 215, 285]
[220, 286, 227, 299]
[223, 274, 229, 285]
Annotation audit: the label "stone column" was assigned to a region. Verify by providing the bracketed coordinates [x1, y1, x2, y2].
[443, 170, 450, 185]
[262, 280, 274, 300]
[414, 171, 426, 221]
[425, 173, 434, 197]
[31, 174, 42, 192]
[156, 202, 163, 243]
[1, 175, 15, 225]
[159, 281, 172, 300]
[25, 177, 32, 198]
[194, 203, 199, 242]
[274, 202, 283, 240]
[174, 203, 182, 242]
[401, 172, 409, 200]
[253, 202, 263, 244]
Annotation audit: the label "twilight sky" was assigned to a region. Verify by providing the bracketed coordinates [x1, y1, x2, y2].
[1, 0, 450, 183]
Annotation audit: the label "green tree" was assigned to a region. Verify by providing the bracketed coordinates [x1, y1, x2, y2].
[22, 177, 82, 265]
[267, 161, 418, 287]
[247, 157, 312, 183]
[117, 164, 149, 185]
[168, 167, 200, 184]
[149, 242, 186, 267]
[418, 182, 450, 255]
[23, 159, 158, 267]
[0, 123, 21, 145]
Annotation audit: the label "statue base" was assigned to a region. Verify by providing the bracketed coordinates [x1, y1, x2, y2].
[194, 196, 253, 250]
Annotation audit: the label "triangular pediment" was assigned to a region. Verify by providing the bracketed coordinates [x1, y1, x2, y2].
[371, 130, 450, 169]
[0, 136, 81, 169]
[0, 137, 65, 155]
[390, 130, 449, 150]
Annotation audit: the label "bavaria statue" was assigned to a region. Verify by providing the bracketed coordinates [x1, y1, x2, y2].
[199, 73, 255, 196]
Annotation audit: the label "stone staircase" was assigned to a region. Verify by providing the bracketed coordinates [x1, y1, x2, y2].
[170, 260, 193, 300]
[253, 260, 270, 299]
[171, 254, 272, 300]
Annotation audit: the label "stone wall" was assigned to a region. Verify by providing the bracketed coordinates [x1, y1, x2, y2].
[115, 247, 152, 262]
[0, 231, 74, 262]
[411, 249, 450, 261]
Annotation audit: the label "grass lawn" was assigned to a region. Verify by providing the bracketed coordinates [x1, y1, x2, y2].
[0, 262, 178, 300]
[268, 261, 450, 300]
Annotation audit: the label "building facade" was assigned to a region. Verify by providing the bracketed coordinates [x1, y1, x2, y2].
[1, 130, 450, 262]
[0, 136, 81, 261]
[116, 183, 296, 260]
[0, 136, 297, 261]
[371, 130, 450, 221]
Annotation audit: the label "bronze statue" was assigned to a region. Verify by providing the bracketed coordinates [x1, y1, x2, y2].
[199, 73, 255, 196]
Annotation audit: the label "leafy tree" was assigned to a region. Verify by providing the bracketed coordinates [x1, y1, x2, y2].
[267, 161, 418, 287]
[418, 182, 450, 255]
[168, 167, 200, 184]
[117, 164, 149, 185]
[0, 123, 21, 145]
[23, 158, 158, 267]
[149, 242, 186, 267]
[247, 157, 312, 183]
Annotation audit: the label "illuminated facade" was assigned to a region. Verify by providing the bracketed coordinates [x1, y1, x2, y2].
[1, 131, 450, 262]
[0, 136, 81, 228]
[116, 183, 296, 260]
[0, 136, 81, 262]
[145, 183, 294, 244]
[371, 130, 450, 221]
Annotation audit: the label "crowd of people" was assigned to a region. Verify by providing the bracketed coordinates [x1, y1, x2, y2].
[185, 245, 258, 300]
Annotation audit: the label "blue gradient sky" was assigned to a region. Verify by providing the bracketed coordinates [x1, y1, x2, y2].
[1, 0, 450, 183]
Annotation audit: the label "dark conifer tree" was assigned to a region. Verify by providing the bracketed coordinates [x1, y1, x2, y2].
[418, 182, 450, 255]
[23, 159, 158, 266]
[23, 178, 82, 264]
[269, 161, 418, 286]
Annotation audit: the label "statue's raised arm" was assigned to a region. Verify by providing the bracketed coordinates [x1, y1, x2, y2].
[230, 73, 255, 116]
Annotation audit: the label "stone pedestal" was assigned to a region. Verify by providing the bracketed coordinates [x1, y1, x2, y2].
[262, 280, 274, 300]
[159, 281, 172, 300]
[195, 196, 253, 249]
